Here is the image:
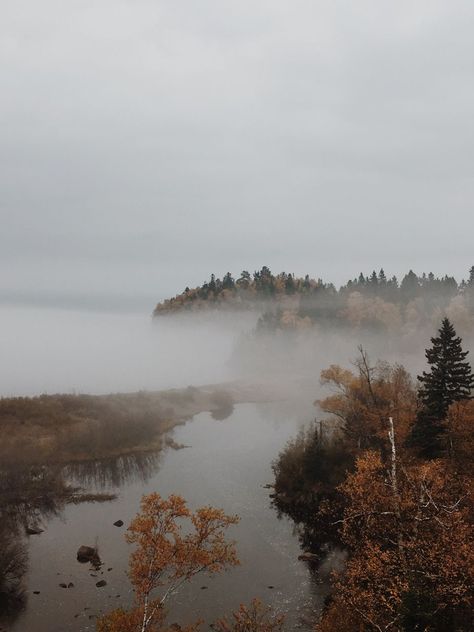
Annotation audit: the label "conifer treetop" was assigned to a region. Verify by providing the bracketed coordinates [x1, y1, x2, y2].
[418, 317, 474, 419]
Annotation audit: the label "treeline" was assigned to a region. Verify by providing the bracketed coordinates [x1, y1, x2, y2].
[153, 266, 474, 334]
[153, 266, 314, 314]
[273, 319, 474, 631]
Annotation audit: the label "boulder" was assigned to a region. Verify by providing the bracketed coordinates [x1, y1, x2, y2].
[113, 520, 124, 527]
[77, 545, 98, 563]
[96, 580, 107, 588]
[26, 525, 43, 535]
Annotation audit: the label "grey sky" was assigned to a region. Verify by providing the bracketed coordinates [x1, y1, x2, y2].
[1, 0, 474, 310]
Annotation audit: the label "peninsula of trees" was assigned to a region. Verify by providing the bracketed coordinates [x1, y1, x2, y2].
[153, 266, 474, 334]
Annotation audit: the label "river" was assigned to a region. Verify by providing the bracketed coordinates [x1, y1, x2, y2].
[8, 402, 335, 632]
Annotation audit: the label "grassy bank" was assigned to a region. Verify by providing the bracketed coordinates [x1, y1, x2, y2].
[0, 381, 284, 465]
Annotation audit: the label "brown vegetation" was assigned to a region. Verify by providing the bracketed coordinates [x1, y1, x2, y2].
[272, 335, 474, 631]
[97, 493, 283, 632]
[0, 383, 278, 467]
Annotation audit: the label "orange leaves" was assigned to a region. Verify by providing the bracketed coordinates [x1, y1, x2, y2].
[97, 492, 239, 632]
[213, 599, 285, 632]
[320, 364, 355, 391]
[315, 354, 474, 631]
[326, 444, 474, 630]
[127, 493, 239, 599]
[318, 357, 417, 449]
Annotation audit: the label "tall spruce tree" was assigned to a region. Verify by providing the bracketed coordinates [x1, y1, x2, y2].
[410, 318, 474, 457]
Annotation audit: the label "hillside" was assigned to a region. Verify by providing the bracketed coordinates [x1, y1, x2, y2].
[153, 266, 474, 335]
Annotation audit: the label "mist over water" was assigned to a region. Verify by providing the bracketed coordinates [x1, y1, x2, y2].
[2, 301, 472, 398]
[0, 306, 258, 397]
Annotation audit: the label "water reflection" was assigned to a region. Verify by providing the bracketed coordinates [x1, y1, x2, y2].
[0, 464, 72, 624]
[0, 528, 27, 628]
[4, 404, 341, 631]
[1, 465, 74, 530]
[64, 450, 162, 490]
[0, 447, 162, 625]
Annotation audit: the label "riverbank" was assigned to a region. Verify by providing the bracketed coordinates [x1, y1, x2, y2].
[8, 403, 324, 632]
[0, 380, 288, 465]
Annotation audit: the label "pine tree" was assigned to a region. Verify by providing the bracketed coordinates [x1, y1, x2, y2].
[222, 272, 235, 290]
[466, 266, 474, 310]
[400, 270, 420, 301]
[208, 273, 217, 293]
[285, 273, 295, 295]
[468, 266, 474, 288]
[410, 318, 474, 457]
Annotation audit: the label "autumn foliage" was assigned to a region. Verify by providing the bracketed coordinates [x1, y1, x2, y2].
[312, 345, 474, 631]
[272, 336, 474, 631]
[318, 351, 418, 449]
[97, 493, 239, 632]
[213, 599, 285, 632]
[97, 494, 284, 632]
[321, 452, 474, 631]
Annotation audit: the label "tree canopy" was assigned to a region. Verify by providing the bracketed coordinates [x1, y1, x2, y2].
[410, 318, 474, 457]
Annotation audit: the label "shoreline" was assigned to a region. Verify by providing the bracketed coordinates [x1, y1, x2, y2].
[0, 380, 290, 465]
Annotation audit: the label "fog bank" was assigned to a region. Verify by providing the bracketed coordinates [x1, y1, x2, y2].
[0, 307, 257, 397]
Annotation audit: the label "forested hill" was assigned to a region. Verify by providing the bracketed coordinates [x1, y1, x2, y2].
[153, 266, 321, 315]
[153, 266, 474, 328]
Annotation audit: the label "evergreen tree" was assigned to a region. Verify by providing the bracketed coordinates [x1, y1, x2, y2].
[369, 270, 378, 293]
[400, 270, 420, 301]
[468, 265, 474, 288]
[285, 273, 295, 295]
[236, 270, 251, 289]
[466, 266, 474, 311]
[208, 274, 217, 293]
[410, 318, 474, 457]
[222, 272, 235, 290]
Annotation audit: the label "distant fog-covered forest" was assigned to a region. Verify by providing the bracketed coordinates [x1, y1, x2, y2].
[154, 265, 474, 338]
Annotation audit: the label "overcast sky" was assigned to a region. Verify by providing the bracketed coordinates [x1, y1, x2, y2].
[1, 0, 474, 311]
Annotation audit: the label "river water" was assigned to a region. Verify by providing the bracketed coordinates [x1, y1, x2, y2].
[9, 402, 333, 632]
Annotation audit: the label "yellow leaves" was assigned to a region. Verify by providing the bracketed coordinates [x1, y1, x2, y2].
[317, 359, 418, 449]
[343, 291, 402, 331]
[278, 309, 312, 330]
[320, 364, 355, 391]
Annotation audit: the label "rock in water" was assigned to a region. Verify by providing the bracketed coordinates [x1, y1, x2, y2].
[77, 545, 98, 563]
